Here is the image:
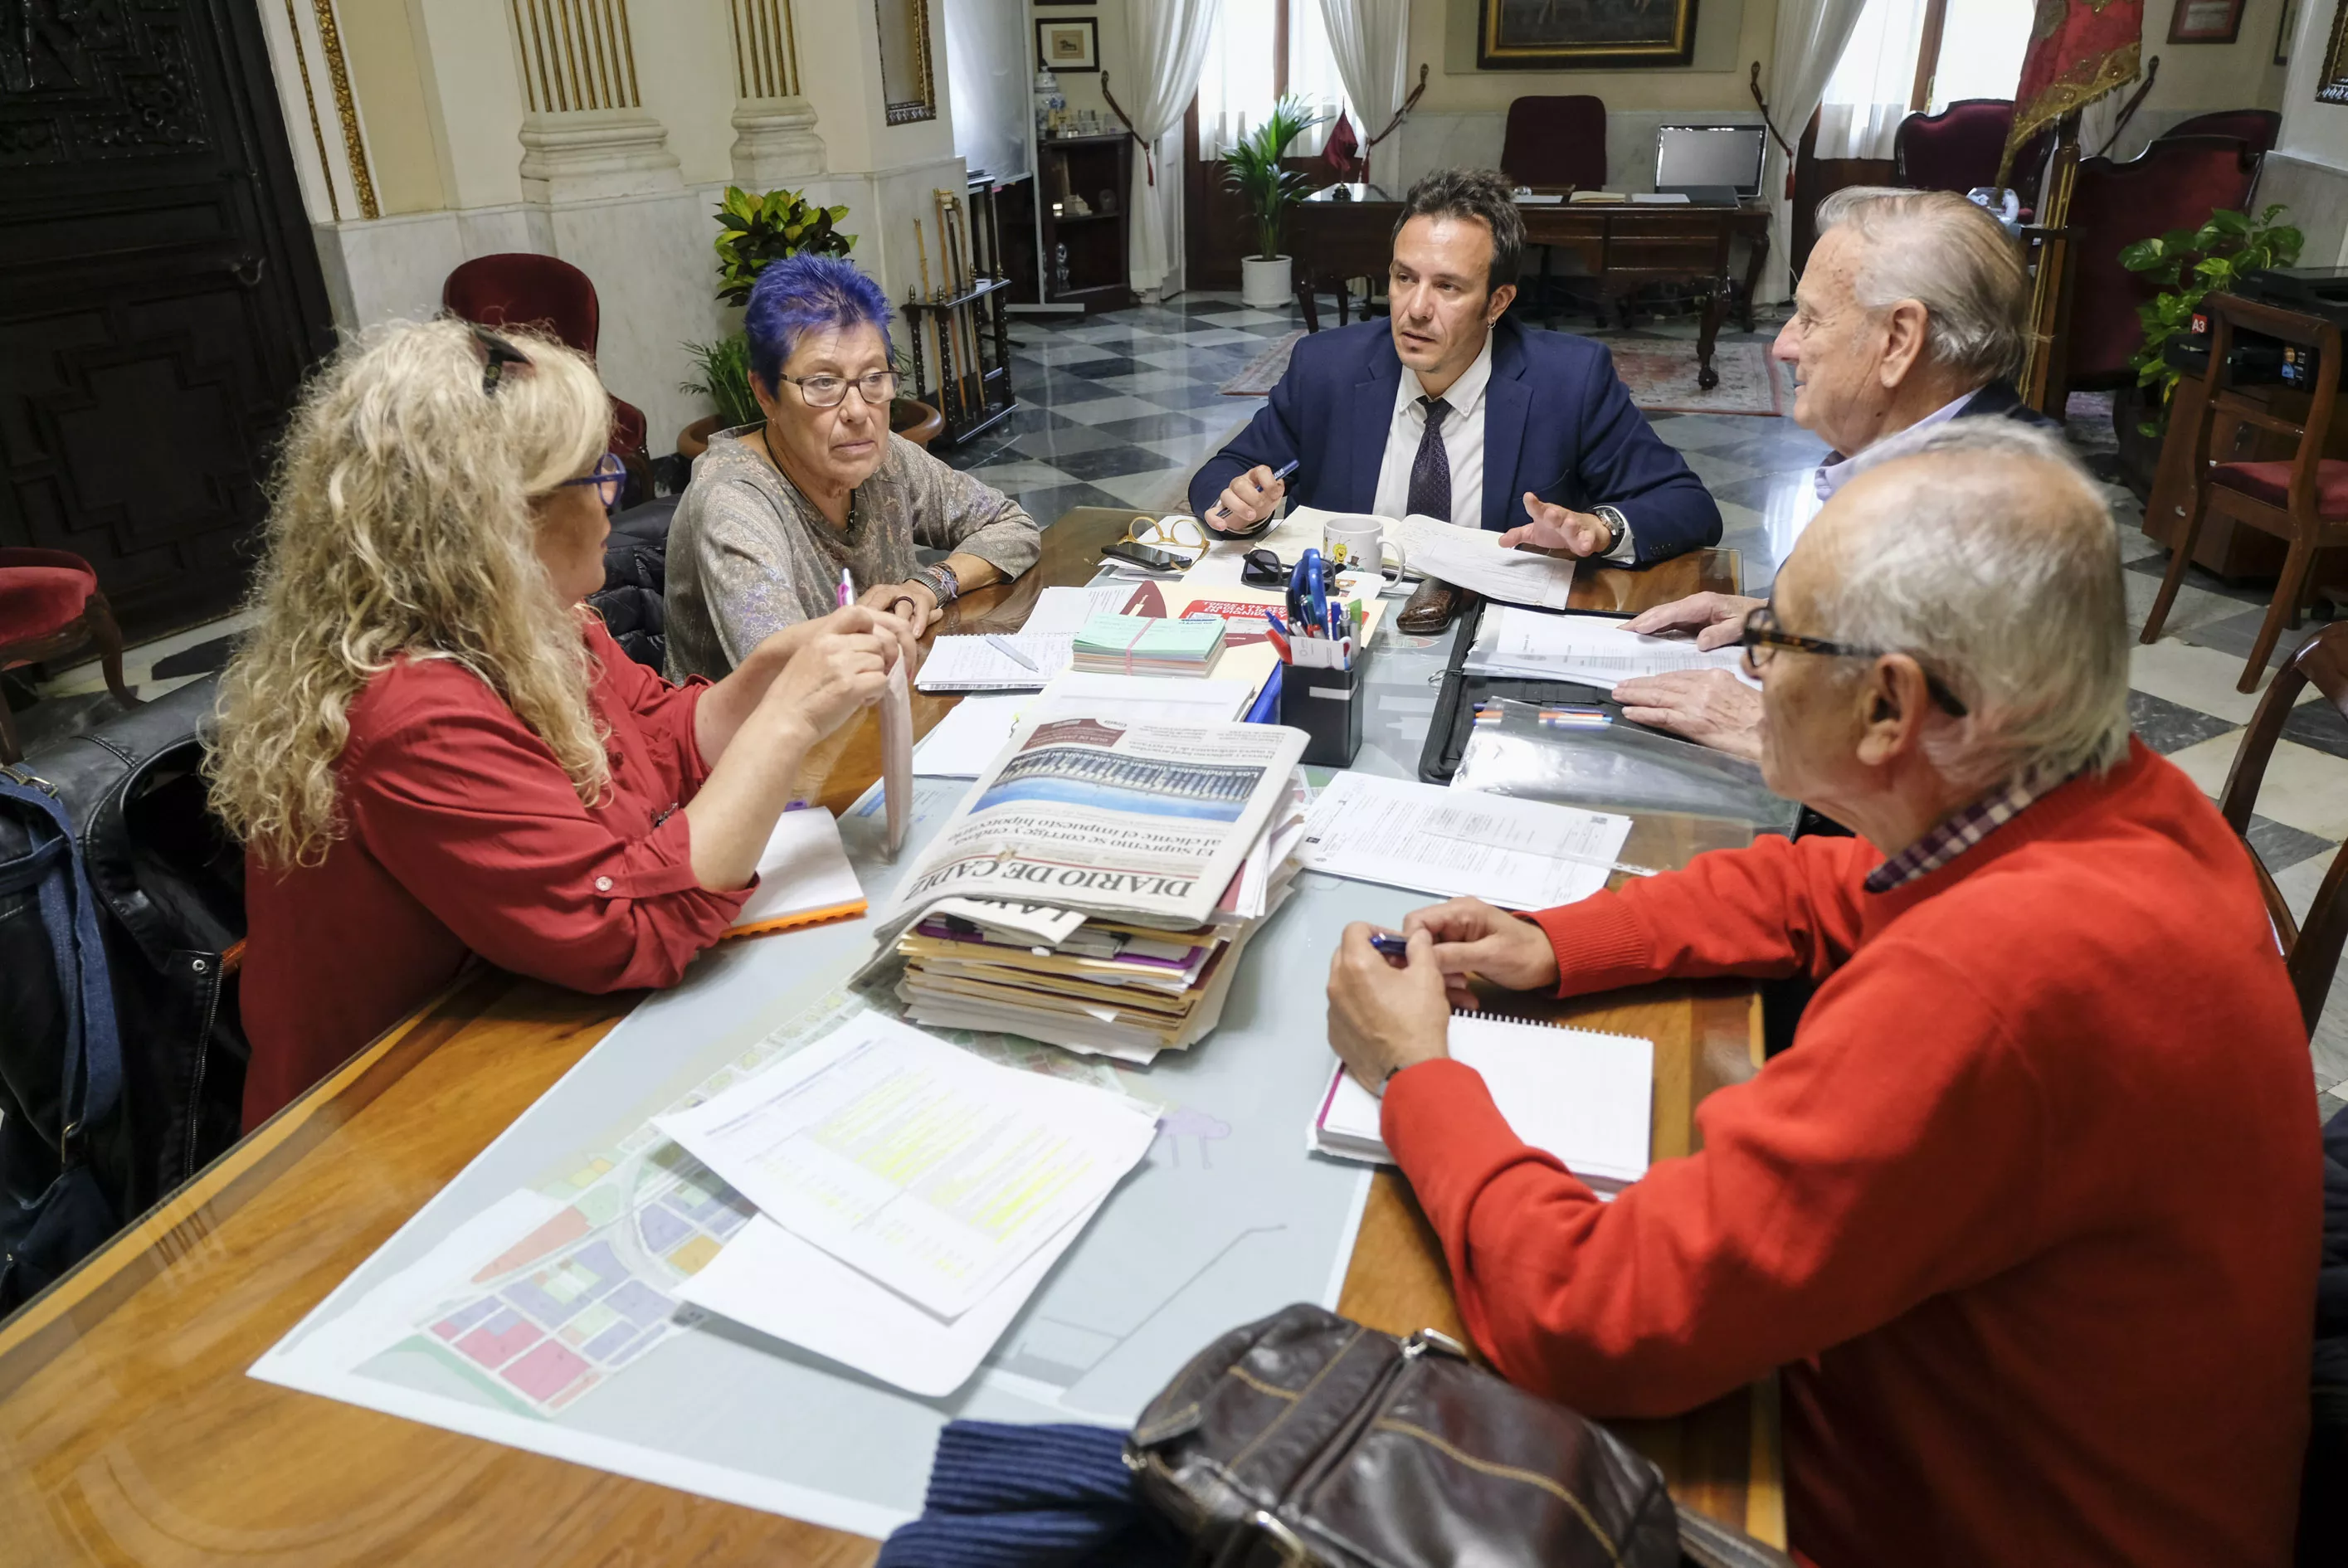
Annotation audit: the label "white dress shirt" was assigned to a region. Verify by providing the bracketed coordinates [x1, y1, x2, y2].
[1370, 332, 1637, 562]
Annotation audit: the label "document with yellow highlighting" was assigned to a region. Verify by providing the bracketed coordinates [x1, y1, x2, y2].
[653, 1012, 1157, 1320]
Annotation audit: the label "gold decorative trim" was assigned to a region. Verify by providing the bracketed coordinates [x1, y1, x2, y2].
[2004, 40, 2141, 176]
[282, 0, 339, 221]
[310, 0, 377, 220]
[509, 0, 644, 114]
[730, 1, 801, 100]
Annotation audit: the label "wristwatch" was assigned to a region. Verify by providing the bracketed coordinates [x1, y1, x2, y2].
[1593, 505, 1630, 558]
[914, 562, 961, 605]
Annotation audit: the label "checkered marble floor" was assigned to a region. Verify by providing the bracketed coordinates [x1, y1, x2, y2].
[982, 294, 2348, 1116]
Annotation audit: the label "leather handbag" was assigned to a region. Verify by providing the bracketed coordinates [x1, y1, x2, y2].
[1126, 1303, 1792, 1568]
[0, 767, 125, 1312]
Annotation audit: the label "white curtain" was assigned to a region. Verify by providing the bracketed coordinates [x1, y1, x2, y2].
[1930, 0, 2035, 110]
[1815, 0, 1931, 161]
[1318, 0, 1407, 185]
[1196, 0, 1274, 162]
[1288, 0, 1356, 158]
[1127, 0, 1222, 296]
[1761, 0, 1870, 301]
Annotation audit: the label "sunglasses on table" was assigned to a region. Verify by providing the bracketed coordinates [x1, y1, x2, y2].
[1240, 548, 1291, 587]
[1737, 603, 1970, 717]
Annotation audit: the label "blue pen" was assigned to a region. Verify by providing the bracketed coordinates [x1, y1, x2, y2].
[1370, 932, 1409, 960]
[1268, 459, 1300, 485]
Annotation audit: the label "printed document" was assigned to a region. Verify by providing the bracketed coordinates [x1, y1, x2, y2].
[654, 1012, 1157, 1319]
[1298, 773, 1632, 910]
[1468, 606, 1756, 690]
[1022, 584, 1147, 636]
[1394, 514, 1576, 610]
[914, 634, 1074, 692]
[912, 676, 1255, 777]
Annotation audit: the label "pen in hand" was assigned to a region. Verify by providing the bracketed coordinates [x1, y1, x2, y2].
[836, 567, 854, 610]
[1209, 459, 1300, 526]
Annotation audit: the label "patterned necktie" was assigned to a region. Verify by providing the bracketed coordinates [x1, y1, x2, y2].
[1407, 397, 1451, 522]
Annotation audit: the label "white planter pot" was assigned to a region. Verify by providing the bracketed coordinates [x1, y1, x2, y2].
[1240, 255, 1293, 309]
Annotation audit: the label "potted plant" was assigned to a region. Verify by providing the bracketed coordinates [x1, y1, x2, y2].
[2116, 203, 2302, 492]
[1222, 96, 1332, 309]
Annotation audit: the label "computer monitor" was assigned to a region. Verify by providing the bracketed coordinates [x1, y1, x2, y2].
[1654, 124, 1767, 200]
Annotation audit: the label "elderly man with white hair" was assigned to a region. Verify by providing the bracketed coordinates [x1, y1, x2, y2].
[1610, 187, 2056, 760]
[1323, 421, 2316, 1568]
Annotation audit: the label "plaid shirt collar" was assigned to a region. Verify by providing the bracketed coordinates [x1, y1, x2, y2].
[1863, 772, 2060, 894]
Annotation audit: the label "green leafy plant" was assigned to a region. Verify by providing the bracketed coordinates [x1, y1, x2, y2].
[2121, 204, 2302, 434]
[712, 185, 855, 305]
[1220, 97, 1333, 262]
[677, 332, 759, 429]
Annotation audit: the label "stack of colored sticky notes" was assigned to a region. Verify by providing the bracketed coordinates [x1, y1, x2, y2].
[1070, 612, 1225, 677]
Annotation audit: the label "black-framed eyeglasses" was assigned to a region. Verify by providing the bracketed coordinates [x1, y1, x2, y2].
[1738, 603, 1970, 717]
[1240, 548, 1290, 587]
[559, 451, 626, 509]
[469, 324, 531, 397]
[774, 368, 901, 409]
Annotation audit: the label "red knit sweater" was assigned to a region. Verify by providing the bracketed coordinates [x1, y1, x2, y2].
[1381, 742, 2317, 1568]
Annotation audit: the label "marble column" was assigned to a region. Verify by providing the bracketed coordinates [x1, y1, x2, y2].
[507, 0, 681, 202]
[726, 0, 826, 185]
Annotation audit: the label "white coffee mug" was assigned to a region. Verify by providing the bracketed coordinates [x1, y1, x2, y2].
[1321, 514, 1405, 585]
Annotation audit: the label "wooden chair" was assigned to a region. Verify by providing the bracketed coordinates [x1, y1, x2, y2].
[2140, 294, 2348, 690]
[0, 548, 139, 764]
[2216, 621, 2348, 1035]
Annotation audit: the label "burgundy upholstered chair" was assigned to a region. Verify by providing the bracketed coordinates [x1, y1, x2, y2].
[2059, 135, 2265, 392]
[1499, 95, 1607, 192]
[1893, 99, 2053, 209]
[2157, 109, 2280, 157]
[0, 549, 138, 764]
[441, 254, 650, 463]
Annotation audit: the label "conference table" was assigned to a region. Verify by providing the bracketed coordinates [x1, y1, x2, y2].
[1292, 184, 1774, 389]
[0, 508, 1780, 1563]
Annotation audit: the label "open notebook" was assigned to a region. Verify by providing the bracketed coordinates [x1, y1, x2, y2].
[1311, 1011, 1654, 1195]
[721, 807, 869, 941]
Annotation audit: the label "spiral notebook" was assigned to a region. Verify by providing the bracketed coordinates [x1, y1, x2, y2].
[1311, 1012, 1653, 1194]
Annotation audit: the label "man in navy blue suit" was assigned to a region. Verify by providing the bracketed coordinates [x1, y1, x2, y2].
[1188, 168, 1722, 589]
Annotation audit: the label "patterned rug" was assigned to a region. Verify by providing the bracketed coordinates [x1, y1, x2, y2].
[1219, 326, 1788, 416]
[1605, 338, 1790, 416]
[1219, 329, 1306, 395]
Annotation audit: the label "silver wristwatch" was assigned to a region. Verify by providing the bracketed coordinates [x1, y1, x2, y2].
[916, 562, 961, 604]
[1593, 505, 1630, 557]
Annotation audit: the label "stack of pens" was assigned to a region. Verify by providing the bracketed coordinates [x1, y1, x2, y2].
[1263, 548, 1362, 671]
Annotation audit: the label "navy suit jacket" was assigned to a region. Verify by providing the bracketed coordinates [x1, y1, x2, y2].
[1188, 319, 1722, 566]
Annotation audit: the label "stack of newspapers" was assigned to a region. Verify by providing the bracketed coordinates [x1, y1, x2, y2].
[870, 715, 1311, 1062]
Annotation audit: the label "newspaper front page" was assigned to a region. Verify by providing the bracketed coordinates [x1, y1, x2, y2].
[876, 718, 1308, 935]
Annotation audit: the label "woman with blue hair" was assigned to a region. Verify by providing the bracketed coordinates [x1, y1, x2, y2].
[665, 255, 1041, 679]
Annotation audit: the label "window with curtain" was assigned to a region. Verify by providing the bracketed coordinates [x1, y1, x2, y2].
[1815, 0, 2037, 161]
[1196, 0, 1355, 160]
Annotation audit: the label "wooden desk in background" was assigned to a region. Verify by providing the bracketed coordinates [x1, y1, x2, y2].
[1291, 186, 1772, 389]
[0, 509, 1779, 1563]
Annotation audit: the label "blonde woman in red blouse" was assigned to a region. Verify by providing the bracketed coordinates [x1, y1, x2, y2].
[209, 319, 909, 1130]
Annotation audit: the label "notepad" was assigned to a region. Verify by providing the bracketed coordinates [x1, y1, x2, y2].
[1312, 1012, 1654, 1194]
[913, 634, 1074, 691]
[1467, 606, 1758, 691]
[722, 807, 869, 939]
[1071, 612, 1225, 676]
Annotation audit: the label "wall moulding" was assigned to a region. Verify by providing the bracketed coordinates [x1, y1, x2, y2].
[509, 0, 643, 113]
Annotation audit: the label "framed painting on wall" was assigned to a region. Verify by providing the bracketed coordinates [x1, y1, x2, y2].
[876, 0, 937, 124]
[1475, 0, 1700, 71]
[1036, 17, 1100, 72]
[2323, 0, 2348, 101]
[2168, 0, 2247, 43]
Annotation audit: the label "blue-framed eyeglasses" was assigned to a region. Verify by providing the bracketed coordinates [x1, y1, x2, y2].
[560, 451, 626, 509]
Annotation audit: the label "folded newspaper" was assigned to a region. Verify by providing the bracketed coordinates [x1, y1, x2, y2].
[869, 717, 1311, 1061]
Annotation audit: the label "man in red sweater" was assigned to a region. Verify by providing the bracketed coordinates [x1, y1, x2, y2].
[1326, 422, 2319, 1567]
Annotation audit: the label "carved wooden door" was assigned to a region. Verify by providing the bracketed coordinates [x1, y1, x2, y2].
[0, 0, 334, 643]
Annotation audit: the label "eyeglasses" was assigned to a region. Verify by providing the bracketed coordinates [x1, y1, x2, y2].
[469, 324, 531, 397]
[774, 368, 901, 409]
[1124, 514, 1206, 553]
[1738, 603, 1970, 717]
[559, 451, 627, 509]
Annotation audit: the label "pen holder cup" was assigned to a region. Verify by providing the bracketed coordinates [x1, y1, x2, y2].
[1279, 662, 1362, 768]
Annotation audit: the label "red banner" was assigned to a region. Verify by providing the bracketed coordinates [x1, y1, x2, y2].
[2003, 0, 2145, 177]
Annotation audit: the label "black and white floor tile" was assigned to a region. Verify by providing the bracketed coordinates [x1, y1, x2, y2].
[31, 291, 2348, 1115]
